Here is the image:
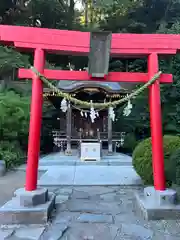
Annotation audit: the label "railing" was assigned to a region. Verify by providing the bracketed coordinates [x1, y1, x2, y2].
[52, 130, 126, 148]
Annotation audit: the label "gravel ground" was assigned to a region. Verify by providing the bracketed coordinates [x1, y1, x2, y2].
[0, 170, 43, 206]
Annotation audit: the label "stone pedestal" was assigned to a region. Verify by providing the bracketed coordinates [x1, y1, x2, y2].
[0, 188, 55, 224]
[80, 142, 101, 161]
[135, 186, 180, 220]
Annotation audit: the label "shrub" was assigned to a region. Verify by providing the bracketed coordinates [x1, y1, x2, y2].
[0, 91, 30, 151]
[132, 135, 180, 186]
[169, 148, 180, 185]
[122, 133, 138, 154]
[0, 141, 25, 169]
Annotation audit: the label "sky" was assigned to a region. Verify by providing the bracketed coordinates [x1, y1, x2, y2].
[74, 0, 84, 10]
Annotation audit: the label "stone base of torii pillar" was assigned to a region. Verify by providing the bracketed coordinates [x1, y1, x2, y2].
[0, 188, 55, 224]
[135, 186, 180, 220]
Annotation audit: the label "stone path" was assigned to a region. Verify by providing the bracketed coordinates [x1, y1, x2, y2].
[31, 152, 142, 187]
[38, 165, 142, 186]
[16, 152, 141, 186]
[1, 153, 180, 239]
[1, 186, 180, 239]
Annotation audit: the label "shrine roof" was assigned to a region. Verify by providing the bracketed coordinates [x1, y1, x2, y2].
[56, 80, 132, 93]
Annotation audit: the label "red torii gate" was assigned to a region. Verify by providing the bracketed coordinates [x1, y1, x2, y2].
[0, 25, 178, 193]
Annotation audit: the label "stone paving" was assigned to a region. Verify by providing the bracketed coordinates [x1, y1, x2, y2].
[38, 165, 142, 186]
[1, 153, 180, 239]
[1, 186, 180, 239]
[35, 152, 141, 187]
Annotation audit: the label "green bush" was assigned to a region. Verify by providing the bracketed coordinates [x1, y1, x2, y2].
[0, 91, 30, 151]
[122, 133, 138, 154]
[169, 148, 180, 185]
[0, 141, 25, 169]
[0, 91, 30, 169]
[132, 135, 180, 186]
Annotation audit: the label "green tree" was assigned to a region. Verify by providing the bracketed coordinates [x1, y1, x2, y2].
[159, 22, 180, 135]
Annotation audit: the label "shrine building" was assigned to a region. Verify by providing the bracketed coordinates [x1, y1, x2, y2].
[44, 79, 130, 154]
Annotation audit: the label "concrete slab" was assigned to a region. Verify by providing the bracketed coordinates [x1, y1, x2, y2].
[53, 211, 81, 224]
[120, 223, 153, 239]
[15, 227, 45, 240]
[38, 166, 75, 186]
[35, 152, 141, 187]
[76, 160, 109, 166]
[77, 213, 113, 223]
[0, 193, 55, 224]
[0, 229, 14, 239]
[41, 224, 68, 240]
[55, 194, 69, 204]
[39, 160, 76, 166]
[108, 159, 132, 166]
[37, 165, 141, 187]
[40, 153, 78, 162]
[135, 190, 180, 220]
[74, 166, 142, 186]
[103, 154, 131, 160]
[58, 223, 119, 240]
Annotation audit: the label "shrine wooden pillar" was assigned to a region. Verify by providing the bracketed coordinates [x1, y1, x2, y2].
[66, 103, 72, 154]
[148, 53, 166, 190]
[25, 48, 45, 191]
[108, 107, 113, 154]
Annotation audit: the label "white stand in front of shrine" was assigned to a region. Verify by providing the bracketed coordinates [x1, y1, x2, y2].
[80, 142, 101, 161]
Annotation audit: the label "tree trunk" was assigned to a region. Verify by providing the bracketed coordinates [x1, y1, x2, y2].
[68, 0, 75, 29]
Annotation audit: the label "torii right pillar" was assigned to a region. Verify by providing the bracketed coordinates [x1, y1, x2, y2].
[135, 53, 180, 220]
[148, 53, 166, 191]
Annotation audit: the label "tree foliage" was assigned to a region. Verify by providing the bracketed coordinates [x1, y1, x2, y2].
[0, 91, 30, 145]
[0, 46, 29, 75]
[0, 91, 30, 167]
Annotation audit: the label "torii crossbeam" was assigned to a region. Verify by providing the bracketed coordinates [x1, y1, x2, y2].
[0, 25, 178, 194]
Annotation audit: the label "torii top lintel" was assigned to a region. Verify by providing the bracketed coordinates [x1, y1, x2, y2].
[0, 25, 180, 56]
[0, 25, 176, 84]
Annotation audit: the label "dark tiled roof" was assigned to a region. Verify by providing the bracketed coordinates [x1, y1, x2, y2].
[56, 80, 132, 92]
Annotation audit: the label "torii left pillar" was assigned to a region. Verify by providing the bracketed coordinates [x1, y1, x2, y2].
[25, 48, 44, 191]
[0, 48, 55, 225]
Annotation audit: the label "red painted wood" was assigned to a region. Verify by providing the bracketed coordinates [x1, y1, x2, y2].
[25, 48, 45, 191]
[14, 42, 177, 55]
[18, 68, 173, 83]
[148, 53, 166, 191]
[0, 25, 179, 48]
[0, 25, 179, 56]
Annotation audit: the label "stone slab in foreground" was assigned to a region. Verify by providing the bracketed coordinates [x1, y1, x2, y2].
[0, 188, 55, 224]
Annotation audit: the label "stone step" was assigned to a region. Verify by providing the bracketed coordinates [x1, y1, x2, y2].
[38, 159, 132, 166]
[37, 166, 142, 187]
